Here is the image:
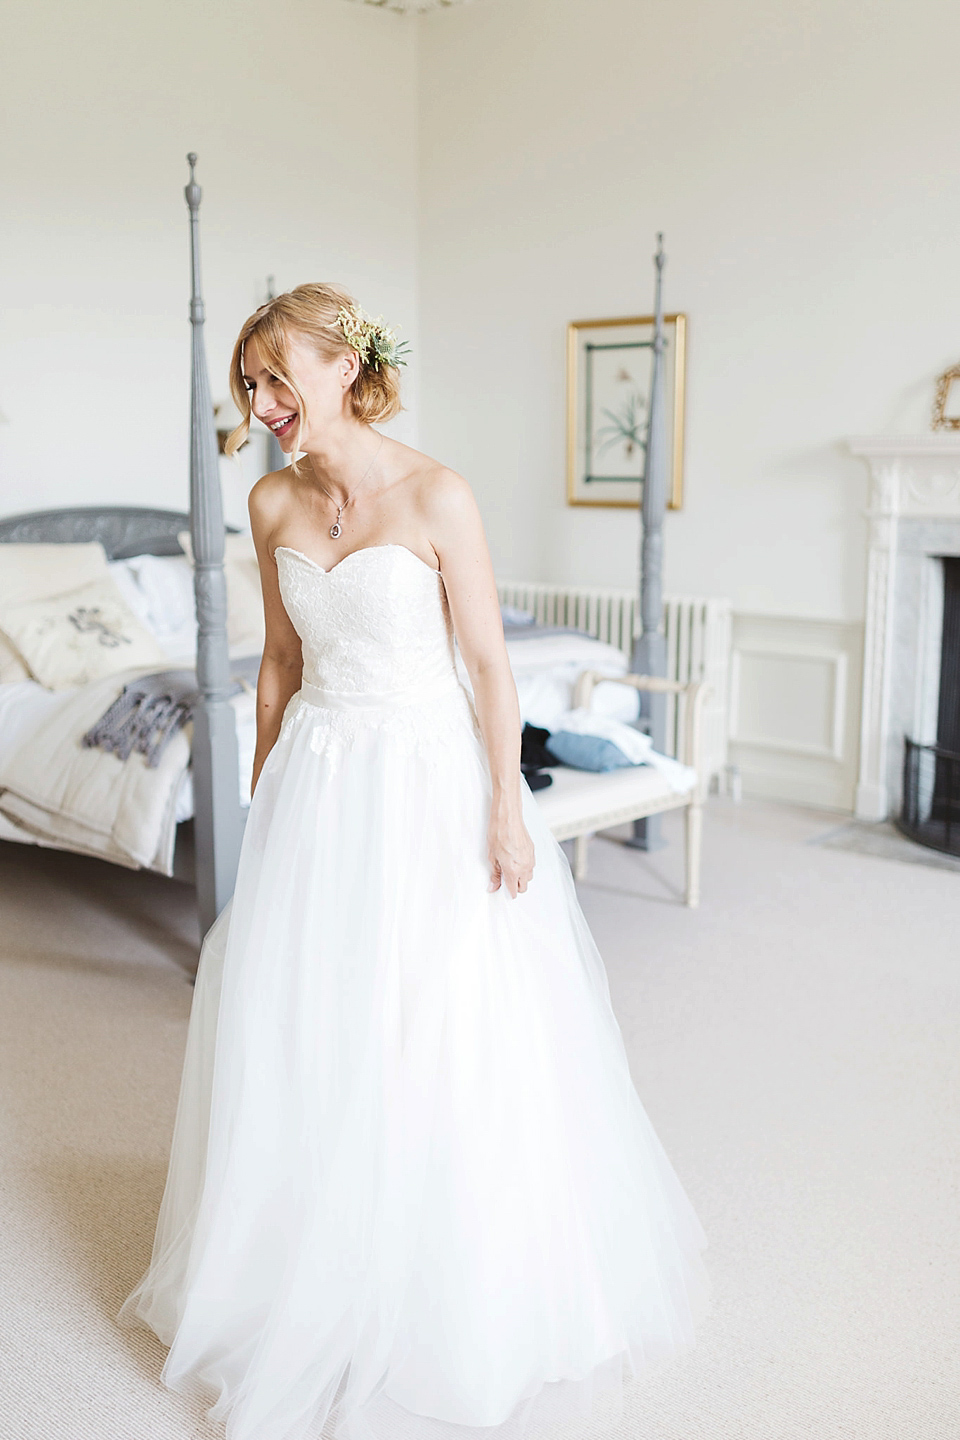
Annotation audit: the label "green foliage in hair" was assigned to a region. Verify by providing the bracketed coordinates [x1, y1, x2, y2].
[337, 304, 411, 371]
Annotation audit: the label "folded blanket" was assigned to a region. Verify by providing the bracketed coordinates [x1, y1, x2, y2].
[0, 667, 192, 872]
[0, 659, 261, 874]
[81, 655, 260, 767]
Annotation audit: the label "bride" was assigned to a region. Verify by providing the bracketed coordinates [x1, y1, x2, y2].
[120, 283, 709, 1440]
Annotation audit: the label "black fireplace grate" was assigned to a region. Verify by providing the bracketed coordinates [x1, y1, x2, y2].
[899, 738, 960, 857]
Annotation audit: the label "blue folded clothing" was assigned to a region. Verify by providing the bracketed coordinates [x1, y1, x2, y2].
[546, 709, 653, 772]
[545, 709, 698, 794]
[545, 731, 639, 772]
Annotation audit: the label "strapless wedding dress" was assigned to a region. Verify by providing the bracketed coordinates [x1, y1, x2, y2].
[120, 544, 709, 1440]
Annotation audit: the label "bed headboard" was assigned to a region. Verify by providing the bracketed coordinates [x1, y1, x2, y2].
[0, 505, 191, 559]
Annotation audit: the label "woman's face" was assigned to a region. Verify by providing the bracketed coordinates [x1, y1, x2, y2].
[243, 332, 359, 453]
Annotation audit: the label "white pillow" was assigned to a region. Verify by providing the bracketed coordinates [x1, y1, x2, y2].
[178, 531, 264, 656]
[0, 541, 109, 605]
[0, 577, 169, 689]
[108, 555, 198, 660]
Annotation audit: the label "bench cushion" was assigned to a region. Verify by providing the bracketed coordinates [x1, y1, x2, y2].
[533, 763, 692, 839]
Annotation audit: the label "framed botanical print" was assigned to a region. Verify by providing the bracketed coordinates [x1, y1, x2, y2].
[566, 313, 686, 509]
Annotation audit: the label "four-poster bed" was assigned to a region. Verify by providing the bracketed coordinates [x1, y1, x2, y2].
[0, 158, 726, 935]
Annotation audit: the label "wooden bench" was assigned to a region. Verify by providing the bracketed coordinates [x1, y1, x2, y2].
[533, 671, 709, 907]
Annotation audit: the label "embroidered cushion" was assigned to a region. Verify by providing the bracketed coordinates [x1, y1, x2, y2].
[0, 632, 30, 684]
[0, 542, 113, 683]
[0, 577, 168, 689]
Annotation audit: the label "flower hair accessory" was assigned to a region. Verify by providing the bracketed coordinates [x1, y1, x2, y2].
[337, 304, 411, 371]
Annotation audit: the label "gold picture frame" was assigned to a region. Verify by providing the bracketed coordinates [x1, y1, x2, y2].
[566, 313, 686, 509]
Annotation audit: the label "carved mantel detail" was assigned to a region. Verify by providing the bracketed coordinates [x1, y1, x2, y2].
[849, 435, 960, 821]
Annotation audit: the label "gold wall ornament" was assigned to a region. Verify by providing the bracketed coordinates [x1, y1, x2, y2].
[932, 362, 960, 431]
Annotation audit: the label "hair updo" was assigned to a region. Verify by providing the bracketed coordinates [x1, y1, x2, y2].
[225, 282, 404, 458]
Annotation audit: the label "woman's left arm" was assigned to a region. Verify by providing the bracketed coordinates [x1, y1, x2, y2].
[426, 469, 535, 898]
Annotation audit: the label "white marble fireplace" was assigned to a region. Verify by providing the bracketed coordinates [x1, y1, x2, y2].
[850, 435, 960, 821]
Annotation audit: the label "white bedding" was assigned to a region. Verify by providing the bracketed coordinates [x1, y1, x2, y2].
[501, 633, 637, 728]
[0, 680, 74, 848]
[0, 666, 192, 871]
[0, 672, 256, 869]
[0, 549, 636, 867]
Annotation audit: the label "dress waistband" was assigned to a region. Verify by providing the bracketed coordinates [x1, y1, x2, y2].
[299, 670, 464, 712]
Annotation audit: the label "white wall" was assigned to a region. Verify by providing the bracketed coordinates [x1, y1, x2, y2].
[0, 0, 419, 521]
[417, 0, 960, 618]
[416, 0, 960, 808]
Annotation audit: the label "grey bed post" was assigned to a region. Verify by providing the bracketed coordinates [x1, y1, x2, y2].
[185, 153, 244, 935]
[265, 276, 286, 475]
[630, 234, 668, 851]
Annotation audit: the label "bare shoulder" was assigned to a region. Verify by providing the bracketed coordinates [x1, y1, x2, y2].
[248, 468, 296, 543]
[405, 456, 479, 532]
[249, 467, 294, 515]
[402, 458, 495, 598]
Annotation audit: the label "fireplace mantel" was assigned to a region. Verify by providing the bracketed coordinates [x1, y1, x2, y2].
[849, 435, 960, 820]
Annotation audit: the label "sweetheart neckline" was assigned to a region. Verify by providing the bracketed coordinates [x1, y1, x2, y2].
[274, 543, 442, 580]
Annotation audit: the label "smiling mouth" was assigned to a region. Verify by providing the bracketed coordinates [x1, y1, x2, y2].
[269, 414, 298, 437]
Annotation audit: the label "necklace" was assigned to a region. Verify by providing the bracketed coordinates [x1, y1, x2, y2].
[312, 434, 384, 539]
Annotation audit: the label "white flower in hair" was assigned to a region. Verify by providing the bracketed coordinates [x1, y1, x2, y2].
[337, 304, 411, 371]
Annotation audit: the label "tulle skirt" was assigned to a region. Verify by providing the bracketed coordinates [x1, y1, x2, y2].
[120, 676, 709, 1440]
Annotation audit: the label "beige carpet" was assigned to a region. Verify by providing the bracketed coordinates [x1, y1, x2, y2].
[1, 800, 958, 1439]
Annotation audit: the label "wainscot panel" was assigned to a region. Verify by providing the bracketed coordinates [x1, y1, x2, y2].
[728, 615, 863, 812]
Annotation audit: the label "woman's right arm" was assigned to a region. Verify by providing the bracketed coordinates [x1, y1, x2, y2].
[248, 475, 303, 795]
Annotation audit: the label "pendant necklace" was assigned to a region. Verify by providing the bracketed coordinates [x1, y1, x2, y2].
[316, 434, 385, 539]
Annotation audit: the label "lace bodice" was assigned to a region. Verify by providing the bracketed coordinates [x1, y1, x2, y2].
[276, 545, 457, 694]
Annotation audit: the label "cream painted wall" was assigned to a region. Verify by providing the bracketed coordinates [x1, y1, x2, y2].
[416, 0, 960, 623]
[0, 0, 418, 520]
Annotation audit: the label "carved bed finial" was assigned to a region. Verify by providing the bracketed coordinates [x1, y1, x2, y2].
[185, 152, 201, 213]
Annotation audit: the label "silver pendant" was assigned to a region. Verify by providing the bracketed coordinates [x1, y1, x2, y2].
[330, 522, 341, 539]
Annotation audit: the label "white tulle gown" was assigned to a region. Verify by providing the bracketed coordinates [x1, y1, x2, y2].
[120, 543, 709, 1440]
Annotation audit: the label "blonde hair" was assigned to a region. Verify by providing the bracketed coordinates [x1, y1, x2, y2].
[225, 282, 403, 458]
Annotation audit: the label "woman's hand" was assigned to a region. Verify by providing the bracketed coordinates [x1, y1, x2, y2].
[488, 805, 535, 897]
